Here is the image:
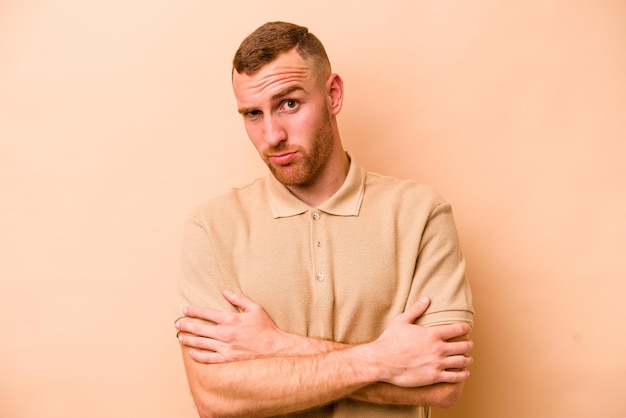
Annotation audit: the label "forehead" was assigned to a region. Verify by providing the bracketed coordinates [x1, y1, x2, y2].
[232, 50, 318, 106]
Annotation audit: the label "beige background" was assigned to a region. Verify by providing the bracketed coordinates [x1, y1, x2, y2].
[2, 1, 625, 417]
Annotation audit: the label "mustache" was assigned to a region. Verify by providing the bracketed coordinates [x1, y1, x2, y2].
[266, 144, 301, 156]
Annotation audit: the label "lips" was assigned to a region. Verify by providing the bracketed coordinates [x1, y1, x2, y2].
[269, 151, 297, 165]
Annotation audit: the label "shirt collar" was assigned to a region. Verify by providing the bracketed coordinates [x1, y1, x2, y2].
[266, 154, 366, 218]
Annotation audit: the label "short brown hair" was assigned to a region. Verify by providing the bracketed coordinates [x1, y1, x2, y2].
[233, 21, 331, 77]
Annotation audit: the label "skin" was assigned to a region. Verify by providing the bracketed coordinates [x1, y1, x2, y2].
[177, 292, 473, 416]
[177, 48, 474, 417]
[233, 48, 349, 207]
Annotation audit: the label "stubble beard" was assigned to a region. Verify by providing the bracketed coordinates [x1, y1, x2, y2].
[266, 107, 334, 187]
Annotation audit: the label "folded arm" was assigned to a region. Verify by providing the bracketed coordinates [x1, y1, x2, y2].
[176, 290, 473, 417]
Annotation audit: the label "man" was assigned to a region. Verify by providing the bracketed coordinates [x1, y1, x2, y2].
[175, 21, 474, 418]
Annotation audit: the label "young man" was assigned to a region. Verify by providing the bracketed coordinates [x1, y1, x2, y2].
[175, 21, 474, 417]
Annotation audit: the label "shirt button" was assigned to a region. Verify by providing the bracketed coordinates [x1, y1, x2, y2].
[312, 212, 321, 221]
[316, 273, 325, 282]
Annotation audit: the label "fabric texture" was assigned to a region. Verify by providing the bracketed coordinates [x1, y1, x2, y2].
[178, 157, 473, 417]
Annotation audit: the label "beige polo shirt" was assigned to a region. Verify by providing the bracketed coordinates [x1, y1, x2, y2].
[179, 158, 473, 417]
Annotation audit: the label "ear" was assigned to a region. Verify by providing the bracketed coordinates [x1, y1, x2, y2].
[326, 73, 344, 116]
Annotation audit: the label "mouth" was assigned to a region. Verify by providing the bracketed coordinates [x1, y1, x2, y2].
[269, 151, 297, 165]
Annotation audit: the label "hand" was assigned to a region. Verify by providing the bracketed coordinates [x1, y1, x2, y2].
[368, 297, 473, 388]
[176, 290, 290, 364]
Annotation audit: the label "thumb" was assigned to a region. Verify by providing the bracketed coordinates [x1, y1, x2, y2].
[401, 296, 431, 324]
[222, 289, 256, 312]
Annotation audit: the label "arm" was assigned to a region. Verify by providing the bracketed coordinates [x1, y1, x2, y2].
[176, 291, 473, 416]
[180, 342, 372, 418]
[348, 328, 472, 408]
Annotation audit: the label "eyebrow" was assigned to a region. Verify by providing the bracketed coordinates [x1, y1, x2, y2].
[237, 85, 304, 115]
[272, 85, 303, 100]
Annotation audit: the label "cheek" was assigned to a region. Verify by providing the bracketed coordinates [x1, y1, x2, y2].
[244, 123, 264, 152]
[291, 109, 323, 137]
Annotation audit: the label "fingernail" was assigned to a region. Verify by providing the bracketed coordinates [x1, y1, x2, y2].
[419, 296, 429, 303]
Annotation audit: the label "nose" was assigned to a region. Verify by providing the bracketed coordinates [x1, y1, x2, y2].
[263, 115, 287, 147]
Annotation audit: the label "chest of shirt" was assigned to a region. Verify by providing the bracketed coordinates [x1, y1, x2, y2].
[214, 208, 423, 343]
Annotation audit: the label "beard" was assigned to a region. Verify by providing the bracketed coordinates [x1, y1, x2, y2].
[265, 106, 334, 187]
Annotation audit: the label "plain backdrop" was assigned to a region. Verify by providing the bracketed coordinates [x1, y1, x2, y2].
[1, 1, 625, 417]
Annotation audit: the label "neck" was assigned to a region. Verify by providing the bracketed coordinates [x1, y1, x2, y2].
[287, 149, 350, 207]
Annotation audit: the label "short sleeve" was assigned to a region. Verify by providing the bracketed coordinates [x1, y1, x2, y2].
[177, 214, 239, 316]
[408, 202, 474, 327]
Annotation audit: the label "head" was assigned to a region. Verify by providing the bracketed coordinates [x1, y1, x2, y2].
[231, 22, 345, 191]
[233, 21, 331, 84]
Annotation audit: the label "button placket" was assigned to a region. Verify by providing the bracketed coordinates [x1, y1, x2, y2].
[309, 209, 332, 337]
[311, 210, 327, 285]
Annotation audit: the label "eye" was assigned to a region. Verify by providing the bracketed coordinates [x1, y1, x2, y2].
[281, 99, 298, 111]
[244, 110, 262, 119]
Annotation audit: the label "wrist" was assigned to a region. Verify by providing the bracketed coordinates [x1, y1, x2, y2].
[343, 342, 386, 384]
[275, 331, 352, 356]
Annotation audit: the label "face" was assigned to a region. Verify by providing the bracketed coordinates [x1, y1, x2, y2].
[232, 49, 336, 187]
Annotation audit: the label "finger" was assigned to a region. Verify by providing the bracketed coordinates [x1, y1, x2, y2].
[435, 322, 472, 342]
[188, 349, 227, 364]
[222, 289, 258, 312]
[441, 339, 474, 357]
[401, 296, 431, 324]
[178, 333, 222, 352]
[442, 354, 474, 371]
[437, 368, 471, 384]
[183, 305, 233, 324]
[176, 318, 219, 339]
[447, 332, 471, 342]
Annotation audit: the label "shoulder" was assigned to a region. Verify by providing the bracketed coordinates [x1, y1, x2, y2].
[364, 171, 447, 210]
[187, 177, 268, 224]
